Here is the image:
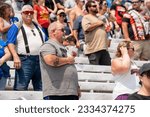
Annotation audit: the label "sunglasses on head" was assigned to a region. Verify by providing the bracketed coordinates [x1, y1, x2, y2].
[22, 11, 34, 15]
[90, 5, 97, 8]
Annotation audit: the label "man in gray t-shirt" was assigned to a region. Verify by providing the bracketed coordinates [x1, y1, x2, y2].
[39, 22, 80, 100]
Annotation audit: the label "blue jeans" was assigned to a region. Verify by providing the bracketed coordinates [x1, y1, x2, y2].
[14, 55, 42, 91]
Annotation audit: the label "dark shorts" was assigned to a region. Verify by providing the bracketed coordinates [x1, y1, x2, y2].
[87, 50, 111, 65]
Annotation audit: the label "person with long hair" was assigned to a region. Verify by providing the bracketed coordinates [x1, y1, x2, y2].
[111, 41, 140, 100]
[0, 3, 12, 42]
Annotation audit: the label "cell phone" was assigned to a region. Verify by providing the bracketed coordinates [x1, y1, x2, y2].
[131, 69, 139, 74]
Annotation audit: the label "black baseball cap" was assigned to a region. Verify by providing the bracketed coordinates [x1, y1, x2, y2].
[139, 63, 150, 75]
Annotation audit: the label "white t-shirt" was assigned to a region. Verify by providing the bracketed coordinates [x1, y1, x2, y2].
[16, 24, 44, 55]
[112, 61, 140, 99]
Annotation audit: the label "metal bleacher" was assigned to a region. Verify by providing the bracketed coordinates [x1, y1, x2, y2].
[1, 61, 114, 100]
[1, 38, 149, 100]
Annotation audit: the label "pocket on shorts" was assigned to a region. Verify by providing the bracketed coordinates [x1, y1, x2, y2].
[88, 53, 96, 61]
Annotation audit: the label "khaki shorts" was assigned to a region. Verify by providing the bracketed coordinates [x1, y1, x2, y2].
[132, 40, 150, 60]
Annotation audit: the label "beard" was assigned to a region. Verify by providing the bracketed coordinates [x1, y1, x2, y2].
[93, 9, 98, 14]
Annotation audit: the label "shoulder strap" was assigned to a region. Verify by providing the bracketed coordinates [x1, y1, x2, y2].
[32, 22, 44, 43]
[21, 26, 30, 53]
[15, 21, 30, 53]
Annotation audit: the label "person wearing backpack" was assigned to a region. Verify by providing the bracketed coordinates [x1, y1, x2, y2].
[6, 5, 47, 91]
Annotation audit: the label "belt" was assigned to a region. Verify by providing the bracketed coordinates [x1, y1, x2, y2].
[18, 54, 38, 57]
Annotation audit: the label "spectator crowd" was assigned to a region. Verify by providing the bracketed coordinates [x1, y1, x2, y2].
[0, 0, 149, 100]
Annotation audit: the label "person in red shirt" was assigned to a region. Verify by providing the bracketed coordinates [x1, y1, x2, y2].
[33, 0, 57, 37]
[110, 0, 126, 28]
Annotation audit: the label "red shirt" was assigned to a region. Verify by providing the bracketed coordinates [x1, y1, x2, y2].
[34, 5, 50, 28]
[111, 4, 126, 26]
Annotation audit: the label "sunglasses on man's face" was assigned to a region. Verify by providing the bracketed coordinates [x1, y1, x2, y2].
[59, 14, 66, 17]
[90, 5, 97, 8]
[132, 1, 140, 4]
[127, 47, 134, 51]
[22, 11, 34, 15]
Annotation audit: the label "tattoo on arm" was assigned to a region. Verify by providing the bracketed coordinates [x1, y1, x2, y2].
[53, 57, 59, 66]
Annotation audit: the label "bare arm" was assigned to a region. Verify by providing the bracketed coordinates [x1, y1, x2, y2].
[69, 10, 76, 28]
[42, 54, 75, 67]
[0, 18, 11, 33]
[47, 0, 57, 14]
[122, 22, 130, 40]
[110, 10, 116, 21]
[108, 12, 116, 22]
[73, 30, 80, 48]
[57, 3, 65, 10]
[0, 47, 11, 66]
[51, 0, 57, 13]
[68, 22, 73, 36]
[8, 43, 21, 69]
[110, 10, 120, 30]
[73, 30, 78, 41]
[111, 47, 131, 74]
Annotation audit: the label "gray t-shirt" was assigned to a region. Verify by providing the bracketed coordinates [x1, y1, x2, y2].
[39, 39, 79, 97]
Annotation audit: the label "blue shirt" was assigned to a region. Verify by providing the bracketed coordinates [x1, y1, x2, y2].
[106, 0, 112, 8]
[73, 15, 84, 40]
[64, 23, 71, 36]
[10, 17, 19, 24]
[0, 40, 9, 78]
[0, 40, 6, 58]
[6, 24, 19, 44]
